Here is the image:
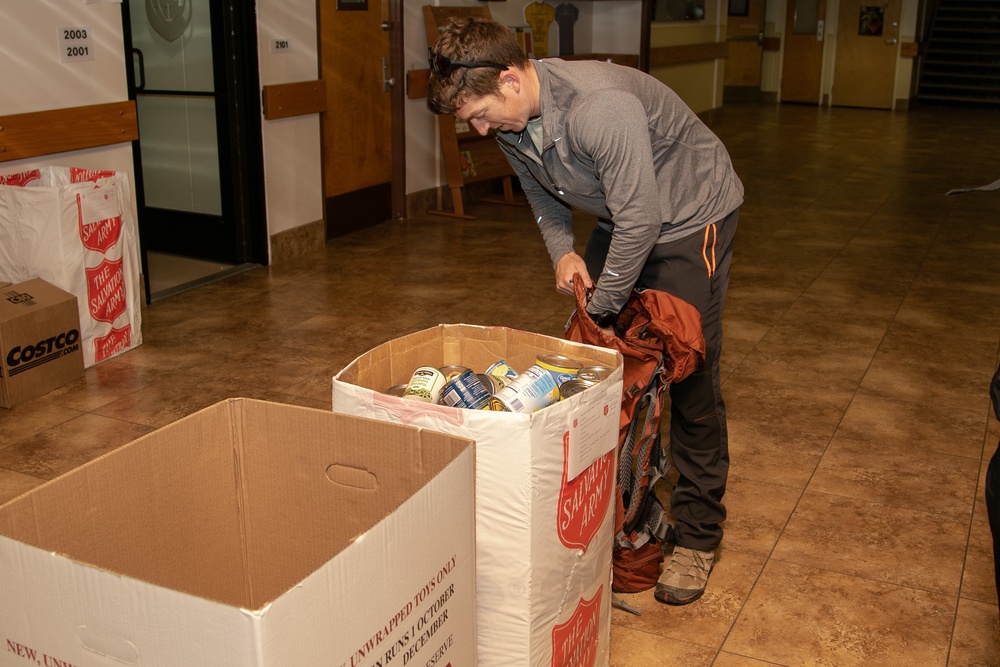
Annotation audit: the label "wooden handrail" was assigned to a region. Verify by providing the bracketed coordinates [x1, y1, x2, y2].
[0, 101, 138, 163]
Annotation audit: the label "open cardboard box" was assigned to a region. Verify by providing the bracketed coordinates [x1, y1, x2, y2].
[333, 324, 623, 667]
[0, 398, 476, 667]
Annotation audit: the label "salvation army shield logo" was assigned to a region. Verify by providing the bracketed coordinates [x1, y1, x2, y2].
[85, 258, 127, 324]
[556, 430, 614, 552]
[94, 325, 132, 363]
[550, 586, 602, 667]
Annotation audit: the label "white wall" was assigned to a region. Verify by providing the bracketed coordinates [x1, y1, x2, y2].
[255, 0, 324, 237]
[0, 1, 136, 188]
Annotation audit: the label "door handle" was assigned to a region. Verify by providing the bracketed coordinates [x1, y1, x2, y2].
[382, 56, 395, 91]
[885, 38, 898, 45]
[132, 48, 145, 92]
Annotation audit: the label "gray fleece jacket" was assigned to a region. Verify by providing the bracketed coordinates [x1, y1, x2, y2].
[496, 58, 744, 315]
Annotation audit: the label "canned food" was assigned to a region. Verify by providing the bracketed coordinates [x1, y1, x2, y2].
[485, 359, 518, 380]
[535, 354, 583, 386]
[477, 373, 502, 395]
[578, 365, 613, 383]
[402, 366, 447, 403]
[439, 370, 492, 410]
[439, 365, 472, 382]
[559, 378, 599, 400]
[385, 383, 407, 397]
[489, 364, 560, 413]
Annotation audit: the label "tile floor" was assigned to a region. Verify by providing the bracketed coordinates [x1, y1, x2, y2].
[2, 102, 999, 665]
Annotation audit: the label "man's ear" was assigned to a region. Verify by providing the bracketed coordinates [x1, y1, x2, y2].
[499, 68, 520, 93]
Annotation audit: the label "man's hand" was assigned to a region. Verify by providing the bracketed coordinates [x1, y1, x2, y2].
[555, 252, 592, 296]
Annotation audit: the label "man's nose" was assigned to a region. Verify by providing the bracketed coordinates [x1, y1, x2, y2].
[470, 118, 490, 136]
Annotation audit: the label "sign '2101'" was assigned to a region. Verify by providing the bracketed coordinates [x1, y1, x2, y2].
[59, 26, 95, 63]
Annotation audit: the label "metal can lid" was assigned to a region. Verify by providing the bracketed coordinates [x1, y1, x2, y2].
[385, 384, 407, 396]
[439, 365, 472, 380]
[477, 373, 500, 395]
[559, 378, 599, 400]
[536, 354, 583, 371]
[578, 365, 613, 382]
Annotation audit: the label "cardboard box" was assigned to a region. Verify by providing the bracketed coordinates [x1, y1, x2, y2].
[0, 398, 477, 667]
[0, 277, 84, 408]
[333, 325, 624, 667]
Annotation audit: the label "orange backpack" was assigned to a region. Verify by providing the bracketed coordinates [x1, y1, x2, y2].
[565, 278, 705, 605]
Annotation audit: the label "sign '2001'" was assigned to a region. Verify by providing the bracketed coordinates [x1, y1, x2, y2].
[59, 26, 95, 63]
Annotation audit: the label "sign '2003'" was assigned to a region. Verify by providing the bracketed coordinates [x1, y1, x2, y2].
[59, 26, 95, 63]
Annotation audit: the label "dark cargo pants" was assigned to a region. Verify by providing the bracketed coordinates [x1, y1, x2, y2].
[584, 208, 738, 552]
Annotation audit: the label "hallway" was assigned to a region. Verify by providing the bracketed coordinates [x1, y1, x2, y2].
[1, 102, 998, 665]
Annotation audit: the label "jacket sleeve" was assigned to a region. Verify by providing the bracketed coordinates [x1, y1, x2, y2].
[499, 140, 576, 268]
[569, 91, 664, 314]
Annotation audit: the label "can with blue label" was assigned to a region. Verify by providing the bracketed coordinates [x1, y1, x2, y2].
[535, 354, 583, 386]
[439, 370, 492, 409]
[488, 364, 560, 413]
[486, 359, 518, 381]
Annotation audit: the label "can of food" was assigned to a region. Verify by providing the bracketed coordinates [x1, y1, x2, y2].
[477, 373, 502, 395]
[486, 359, 518, 381]
[439, 370, 492, 409]
[559, 378, 599, 400]
[385, 383, 407, 397]
[489, 364, 560, 413]
[535, 354, 583, 386]
[402, 366, 447, 403]
[578, 365, 613, 383]
[439, 365, 472, 382]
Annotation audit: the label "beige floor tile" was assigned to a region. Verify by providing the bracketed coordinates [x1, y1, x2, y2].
[808, 430, 980, 517]
[0, 469, 46, 505]
[719, 474, 801, 557]
[0, 414, 152, 480]
[772, 491, 968, 594]
[0, 401, 83, 450]
[724, 561, 955, 666]
[713, 652, 788, 666]
[724, 378, 853, 489]
[947, 598, 1000, 667]
[611, 549, 767, 651]
[609, 626, 716, 667]
[962, 513, 998, 606]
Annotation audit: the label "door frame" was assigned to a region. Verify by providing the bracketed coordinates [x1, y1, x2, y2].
[121, 0, 268, 302]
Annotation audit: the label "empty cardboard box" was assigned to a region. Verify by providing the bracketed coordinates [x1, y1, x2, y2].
[0, 398, 477, 667]
[0, 277, 84, 408]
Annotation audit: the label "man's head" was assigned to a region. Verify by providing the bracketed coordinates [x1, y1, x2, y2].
[426, 16, 531, 130]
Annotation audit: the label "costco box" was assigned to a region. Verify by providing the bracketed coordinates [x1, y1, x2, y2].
[0, 277, 84, 408]
[333, 325, 624, 667]
[0, 398, 476, 667]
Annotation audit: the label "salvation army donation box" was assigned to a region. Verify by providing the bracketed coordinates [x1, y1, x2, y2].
[0, 399, 477, 667]
[333, 324, 624, 667]
[0, 278, 84, 408]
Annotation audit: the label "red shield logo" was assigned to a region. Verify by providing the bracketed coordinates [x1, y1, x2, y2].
[76, 191, 122, 254]
[94, 325, 132, 363]
[70, 168, 116, 183]
[556, 432, 614, 552]
[551, 587, 602, 667]
[85, 259, 127, 324]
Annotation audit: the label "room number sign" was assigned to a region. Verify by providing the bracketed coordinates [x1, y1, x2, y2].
[59, 27, 95, 63]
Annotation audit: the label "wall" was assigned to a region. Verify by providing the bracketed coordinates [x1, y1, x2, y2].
[255, 0, 324, 238]
[0, 1, 136, 192]
[649, 0, 728, 114]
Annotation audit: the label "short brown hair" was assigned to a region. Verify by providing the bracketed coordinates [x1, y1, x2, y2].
[426, 17, 529, 116]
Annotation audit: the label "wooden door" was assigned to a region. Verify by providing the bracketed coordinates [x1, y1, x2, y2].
[320, 0, 397, 237]
[725, 0, 766, 90]
[832, 0, 900, 108]
[781, 0, 827, 104]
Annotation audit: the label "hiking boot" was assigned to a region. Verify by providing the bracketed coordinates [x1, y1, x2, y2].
[654, 546, 715, 605]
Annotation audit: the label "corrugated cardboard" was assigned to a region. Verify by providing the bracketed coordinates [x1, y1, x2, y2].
[0, 398, 477, 667]
[0, 277, 84, 408]
[333, 324, 624, 667]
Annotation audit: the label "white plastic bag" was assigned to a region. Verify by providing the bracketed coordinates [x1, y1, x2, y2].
[0, 167, 143, 367]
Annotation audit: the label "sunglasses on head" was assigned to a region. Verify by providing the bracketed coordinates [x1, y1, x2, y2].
[428, 49, 506, 77]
